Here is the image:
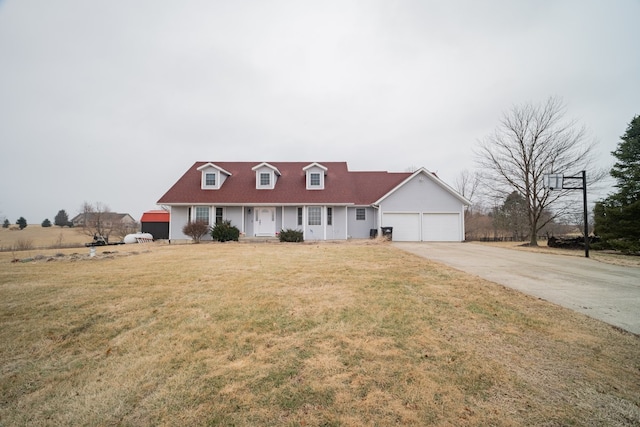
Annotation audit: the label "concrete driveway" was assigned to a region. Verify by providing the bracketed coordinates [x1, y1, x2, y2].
[394, 242, 640, 335]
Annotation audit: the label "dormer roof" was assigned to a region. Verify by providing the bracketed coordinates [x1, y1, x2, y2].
[196, 162, 232, 176]
[251, 162, 281, 175]
[303, 162, 328, 172]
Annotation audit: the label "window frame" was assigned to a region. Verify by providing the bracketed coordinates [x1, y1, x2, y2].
[260, 172, 270, 187]
[215, 207, 224, 225]
[308, 206, 321, 226]
[195, 206, 210, 225]
[205, 173, 216, 186]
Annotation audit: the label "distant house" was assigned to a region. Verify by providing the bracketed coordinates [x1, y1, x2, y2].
[71, 212, 137, 229]
[158, 161, 470, 242]
[141, 210, 170, 240]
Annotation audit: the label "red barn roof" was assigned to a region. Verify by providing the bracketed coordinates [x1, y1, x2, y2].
[141, 210, 170, 223]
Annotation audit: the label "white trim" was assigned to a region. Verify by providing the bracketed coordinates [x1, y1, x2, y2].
[257, 170, 275, 189]
[302, 162, 328, 172]
[251, 162, 281, 175]
[196, 162, 232, 176]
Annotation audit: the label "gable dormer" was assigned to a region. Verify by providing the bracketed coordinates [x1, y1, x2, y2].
[197, 163, 232, 190]
[303, 162, 328, 190]
[251, 162, 281, 190]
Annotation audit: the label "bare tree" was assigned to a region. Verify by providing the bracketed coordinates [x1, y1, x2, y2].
[455, 169, 481, 207]
[455, 169, 482, 239]
[79, 201, 115, 242]
[182, 220, 210, 243]
[475, 97, 602, 246]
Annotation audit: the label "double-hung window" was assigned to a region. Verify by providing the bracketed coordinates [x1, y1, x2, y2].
[260, 173, 270, 186]
[215, 207, 224, 225]
[205, 173, 216, 186]
[195, 206, 210, 224]
[308, 207, 321, 226]
[356, 208, 366, 221]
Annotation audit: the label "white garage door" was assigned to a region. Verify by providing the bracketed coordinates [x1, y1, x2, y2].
[382, 213, 420, 242]
[422, 213, 460, 241]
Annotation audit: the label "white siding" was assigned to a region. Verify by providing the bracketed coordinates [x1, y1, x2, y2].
[169, 207, 190, 240]
[347, 207, 375, 238]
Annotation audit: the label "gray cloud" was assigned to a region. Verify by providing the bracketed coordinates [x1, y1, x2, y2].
[1, 0, 638, 223]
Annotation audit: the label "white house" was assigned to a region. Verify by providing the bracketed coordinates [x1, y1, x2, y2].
[157, 161, 470, 241]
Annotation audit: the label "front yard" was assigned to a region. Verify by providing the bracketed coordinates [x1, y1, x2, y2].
[1, 241, 638, 425]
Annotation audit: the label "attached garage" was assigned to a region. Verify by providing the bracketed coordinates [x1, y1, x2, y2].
[422, 213, 461, 241]
[382, 213, 420, 241]
[376, 169, 470, 242]
[382, 212, 462, 242]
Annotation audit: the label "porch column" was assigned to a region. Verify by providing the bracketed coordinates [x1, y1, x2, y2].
[323, 206, 327, 240]
[345, 207, 349, 239]
[302, 205, 307, 241]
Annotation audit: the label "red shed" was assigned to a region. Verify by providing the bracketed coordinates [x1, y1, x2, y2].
[140, 210, 170, 240]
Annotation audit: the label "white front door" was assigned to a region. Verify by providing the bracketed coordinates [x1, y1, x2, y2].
[256, 207, 276, 236]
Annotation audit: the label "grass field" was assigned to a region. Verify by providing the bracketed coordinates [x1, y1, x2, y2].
[1, 239, 639, 425]
[0, 225, 91, 252]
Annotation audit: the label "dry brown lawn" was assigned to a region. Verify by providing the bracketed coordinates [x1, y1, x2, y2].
[0, 225, 90, 252]
[1, 240, 639, 426]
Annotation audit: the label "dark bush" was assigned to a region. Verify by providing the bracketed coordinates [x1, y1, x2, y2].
[278, 229, 304, 242]
[211, 220, 240, 242]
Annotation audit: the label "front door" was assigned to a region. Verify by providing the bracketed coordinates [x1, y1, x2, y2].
[256, 207, 276, 236]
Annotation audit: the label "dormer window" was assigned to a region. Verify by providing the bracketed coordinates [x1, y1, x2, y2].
[303, 162, 327, 190]
[309, 173, 321, 187]
[197, 162, 232, 190]
[252, 162, 280, 190]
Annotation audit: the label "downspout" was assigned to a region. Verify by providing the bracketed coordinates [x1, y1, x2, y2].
[461, 205, 466, 242]
[372, 204, 381, 236]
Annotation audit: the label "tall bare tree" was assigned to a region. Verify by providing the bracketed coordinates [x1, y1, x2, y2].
[455, 169, 481, 208]
[79, 201, 114, 242]
[475, 97, 601, 246]
[455, 169, 482, 240]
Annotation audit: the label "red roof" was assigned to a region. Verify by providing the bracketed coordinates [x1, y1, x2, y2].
[141, 210, 170, 222]
[157, 162, 412, 205]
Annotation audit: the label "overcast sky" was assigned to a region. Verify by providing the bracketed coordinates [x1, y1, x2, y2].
[1, 0, 638, 224]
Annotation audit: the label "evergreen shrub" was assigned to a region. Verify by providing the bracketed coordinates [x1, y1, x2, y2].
[278, 229, 304, 242]
[211, 220, 240, 242]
